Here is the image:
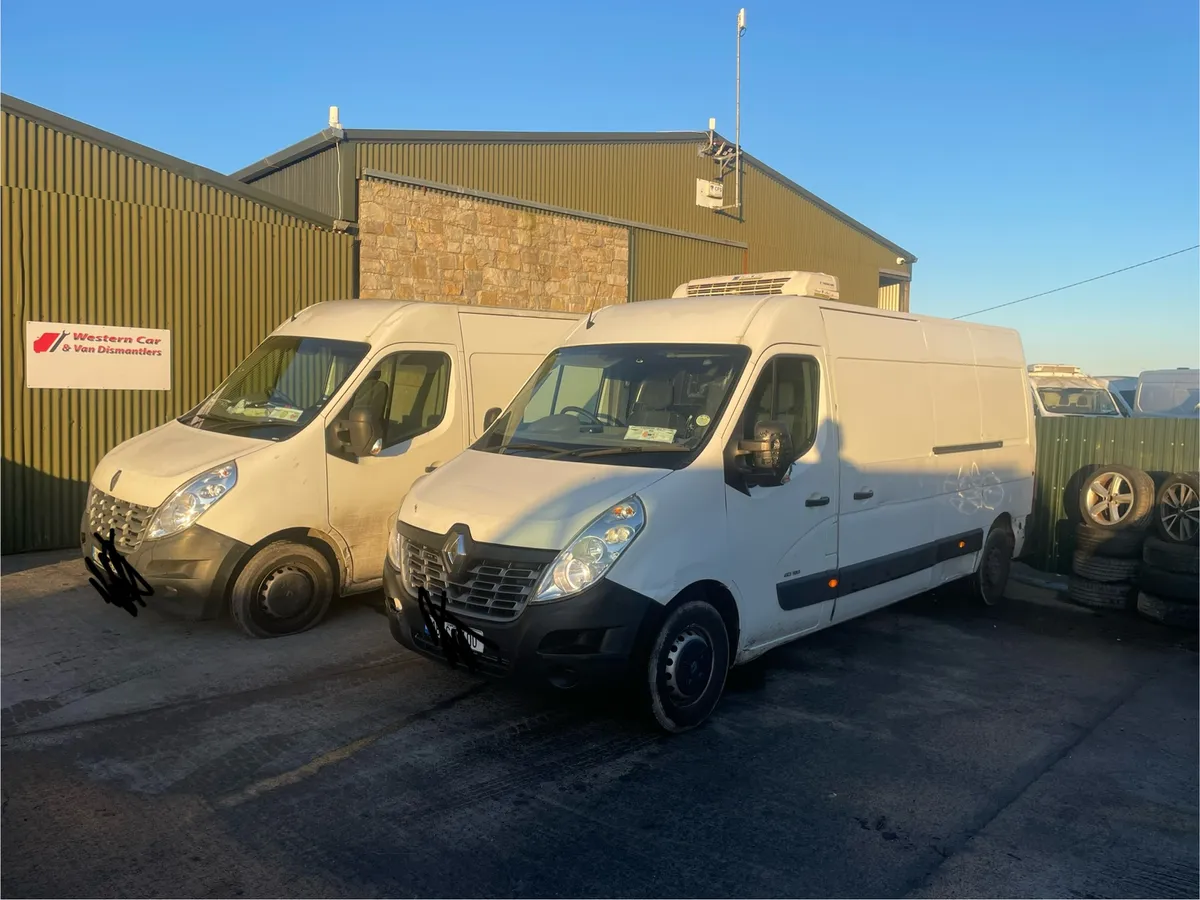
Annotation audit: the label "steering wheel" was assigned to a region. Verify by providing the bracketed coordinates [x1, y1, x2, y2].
[560, 406, 626, 427]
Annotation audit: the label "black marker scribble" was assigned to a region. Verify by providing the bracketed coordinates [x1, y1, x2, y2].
[84, 528, 153, 616]
[415, 586, 501, 674]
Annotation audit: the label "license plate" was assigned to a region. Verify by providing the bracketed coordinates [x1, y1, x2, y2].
[429, 621, 484, 654]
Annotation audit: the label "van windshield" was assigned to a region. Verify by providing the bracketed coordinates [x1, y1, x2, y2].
[1035, 386, 1122, 416]
[473, 343, 750, 467]
[180, 336, 370, 440]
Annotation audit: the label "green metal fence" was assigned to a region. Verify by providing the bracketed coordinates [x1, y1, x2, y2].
[1028, 416, 1200, 573]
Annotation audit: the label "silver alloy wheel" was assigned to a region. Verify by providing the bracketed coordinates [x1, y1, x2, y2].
[1160, 481, 1200, 542]
[1085, 471, 1136, 526]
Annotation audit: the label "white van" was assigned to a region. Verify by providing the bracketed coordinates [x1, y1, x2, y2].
[381, 272, 1036, 732]
[80, 299, 581, 637]
[1027, 364, 1126, 418]
[1132, 368, 1200, 418]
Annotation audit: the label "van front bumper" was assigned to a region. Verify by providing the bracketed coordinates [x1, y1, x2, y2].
[80, 523, 248, 620]
[382, 559, 664, 688]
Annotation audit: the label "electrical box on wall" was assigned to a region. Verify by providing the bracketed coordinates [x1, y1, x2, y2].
[695, 178, 724, 210]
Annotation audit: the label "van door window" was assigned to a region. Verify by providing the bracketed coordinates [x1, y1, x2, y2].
[342, 351, 452, 449]
[741, 356, 820, 459]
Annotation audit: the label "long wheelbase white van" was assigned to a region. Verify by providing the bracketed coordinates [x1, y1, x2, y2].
[382, 274, 1036, 732]
[81, 299, 580, 637]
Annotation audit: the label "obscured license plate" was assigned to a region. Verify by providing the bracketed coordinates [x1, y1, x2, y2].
[426, 621, 485, 654]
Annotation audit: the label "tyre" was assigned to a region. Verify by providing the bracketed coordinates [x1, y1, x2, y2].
[641, 599, 730, 734]
[1137, 564, 1199, 604]
[1070, 551, 1141, 583]
[1074, 522, 1145, 559]
[1152, 471, 1199, 545]
[1067, 576, 1137, 611]
[229, 541, 336, 638]
[1078, 464, 1155, 530]
[969, 523, 1014, 606]
[1136, 592, 1199, 630]
[1142, 535, 1200, 576]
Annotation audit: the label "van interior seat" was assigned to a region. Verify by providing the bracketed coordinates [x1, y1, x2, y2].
[627, 380, 680, 430]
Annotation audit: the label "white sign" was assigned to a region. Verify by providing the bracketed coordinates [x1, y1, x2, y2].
[25, 320, 172, 390]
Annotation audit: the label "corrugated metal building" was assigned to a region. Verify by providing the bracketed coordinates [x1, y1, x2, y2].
[2, 94, 914, 555]
[1, 95, 356, 553]
[233, 126, 916, 310]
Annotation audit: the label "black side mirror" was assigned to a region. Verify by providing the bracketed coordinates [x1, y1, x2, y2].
[482, 407, 502, 430]
[736, 420, 793, 485]
[347, 407, 384, 457]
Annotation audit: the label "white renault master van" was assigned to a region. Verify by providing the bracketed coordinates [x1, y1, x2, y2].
[81, 299, 580, 638]
[381, 272, 1036, 732]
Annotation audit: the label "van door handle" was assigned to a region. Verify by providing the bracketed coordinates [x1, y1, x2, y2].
[853, 489, 874, 500]
[805, 495, 830, 507]
[425, 462, 442, 473]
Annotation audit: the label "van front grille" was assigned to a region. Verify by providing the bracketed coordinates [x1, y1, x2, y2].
[401, 537, 547, 622]
[83, 487, 155, 552]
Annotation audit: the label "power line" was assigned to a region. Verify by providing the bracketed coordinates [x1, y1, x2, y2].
[952, 245, 1200, 320]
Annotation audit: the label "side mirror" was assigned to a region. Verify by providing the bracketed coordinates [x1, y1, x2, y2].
[347, 407, 384, 457]
[482, 406, 502, 430]
[736, 420, 794, 484]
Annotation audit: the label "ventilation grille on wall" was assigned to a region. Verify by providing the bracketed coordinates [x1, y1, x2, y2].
[672, 270, 840, 300]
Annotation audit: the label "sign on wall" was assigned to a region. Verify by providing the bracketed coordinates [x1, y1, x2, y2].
[25, 321, 172, 390]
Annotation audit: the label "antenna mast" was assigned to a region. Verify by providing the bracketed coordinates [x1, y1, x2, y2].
[734, 7, 745, 217]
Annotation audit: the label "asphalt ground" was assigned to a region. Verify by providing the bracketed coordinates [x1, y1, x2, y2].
[2, 550, 1196, 899]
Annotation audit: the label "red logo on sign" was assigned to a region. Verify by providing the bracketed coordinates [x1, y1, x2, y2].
[33, 331, 68, 353]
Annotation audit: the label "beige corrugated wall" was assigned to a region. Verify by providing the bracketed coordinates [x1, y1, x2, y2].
[2, 109, 356, 554]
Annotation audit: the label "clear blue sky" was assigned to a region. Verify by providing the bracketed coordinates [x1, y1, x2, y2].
[3, 0, 1196, 375]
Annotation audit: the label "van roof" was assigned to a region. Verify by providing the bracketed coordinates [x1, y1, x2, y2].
[571, 292, 1021, 347]
[271, 298, 580, 344]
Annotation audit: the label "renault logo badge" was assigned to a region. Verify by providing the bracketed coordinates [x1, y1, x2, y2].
[442, 531, 468, 576]
[109, 470, 122, 491]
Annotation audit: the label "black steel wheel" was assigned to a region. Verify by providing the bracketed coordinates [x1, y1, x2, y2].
[230, 541, 335, 638]
[970, 523, 1014, 606]
[642, 599, 730, 733]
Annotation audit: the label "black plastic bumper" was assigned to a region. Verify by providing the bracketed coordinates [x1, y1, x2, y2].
[80, 523, 249, 620]
[382, 558, 664, 688]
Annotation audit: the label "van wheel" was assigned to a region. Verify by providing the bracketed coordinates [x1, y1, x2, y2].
[641, 600, 730, 734]
[230, 541, 335, 638]
[970, 524, 1014, 606]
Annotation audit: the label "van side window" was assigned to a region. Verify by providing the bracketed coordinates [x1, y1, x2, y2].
[741, 356, 820, 459]
[346, 351, 452, 449]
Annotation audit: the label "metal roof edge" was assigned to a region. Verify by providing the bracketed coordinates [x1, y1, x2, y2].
[736, 148, 917, 263]
[0, 93, 340, 230]
[230, 128, 343, 182]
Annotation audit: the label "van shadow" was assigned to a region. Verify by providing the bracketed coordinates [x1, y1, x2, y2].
[1, 459, 89, 556]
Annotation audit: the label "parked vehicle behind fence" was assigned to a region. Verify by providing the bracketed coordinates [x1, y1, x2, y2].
[1027, 364, 1127, 418]
[81, 299, 581, 637]
[382, 271, 1036, 733]
[1132, 368, 1200, 419]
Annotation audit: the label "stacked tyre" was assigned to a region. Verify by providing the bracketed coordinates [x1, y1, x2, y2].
[1068, 465, 1154, 612]
[1135, 472, 1199, 631]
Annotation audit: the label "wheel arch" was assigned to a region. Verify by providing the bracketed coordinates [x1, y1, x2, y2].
[659, 579, 741, 660]
[222, 527, 348, 616]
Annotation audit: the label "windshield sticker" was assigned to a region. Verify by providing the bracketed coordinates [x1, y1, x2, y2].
[624, 426, 677, 443]
[267, 406, 303, 422]
[695, 414, 711, 427]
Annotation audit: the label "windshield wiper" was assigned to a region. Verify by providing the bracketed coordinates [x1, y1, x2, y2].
[558, 445, 688, 459]
[496, 442, 577, 456]
[202, 417, 299, 433]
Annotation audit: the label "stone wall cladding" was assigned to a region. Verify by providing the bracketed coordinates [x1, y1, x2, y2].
[358, 179, 629, 312]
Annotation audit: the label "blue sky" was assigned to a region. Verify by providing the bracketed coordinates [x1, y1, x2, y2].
[3, 0, 1196, 375]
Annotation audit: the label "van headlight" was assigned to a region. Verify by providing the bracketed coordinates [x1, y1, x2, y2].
[532, 496, 646, 603]
[147, 462, 238, 540]
[388, 518, 405, 574]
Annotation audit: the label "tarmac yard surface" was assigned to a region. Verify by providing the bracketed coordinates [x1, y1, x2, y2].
[2, 551, 1197, 899]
